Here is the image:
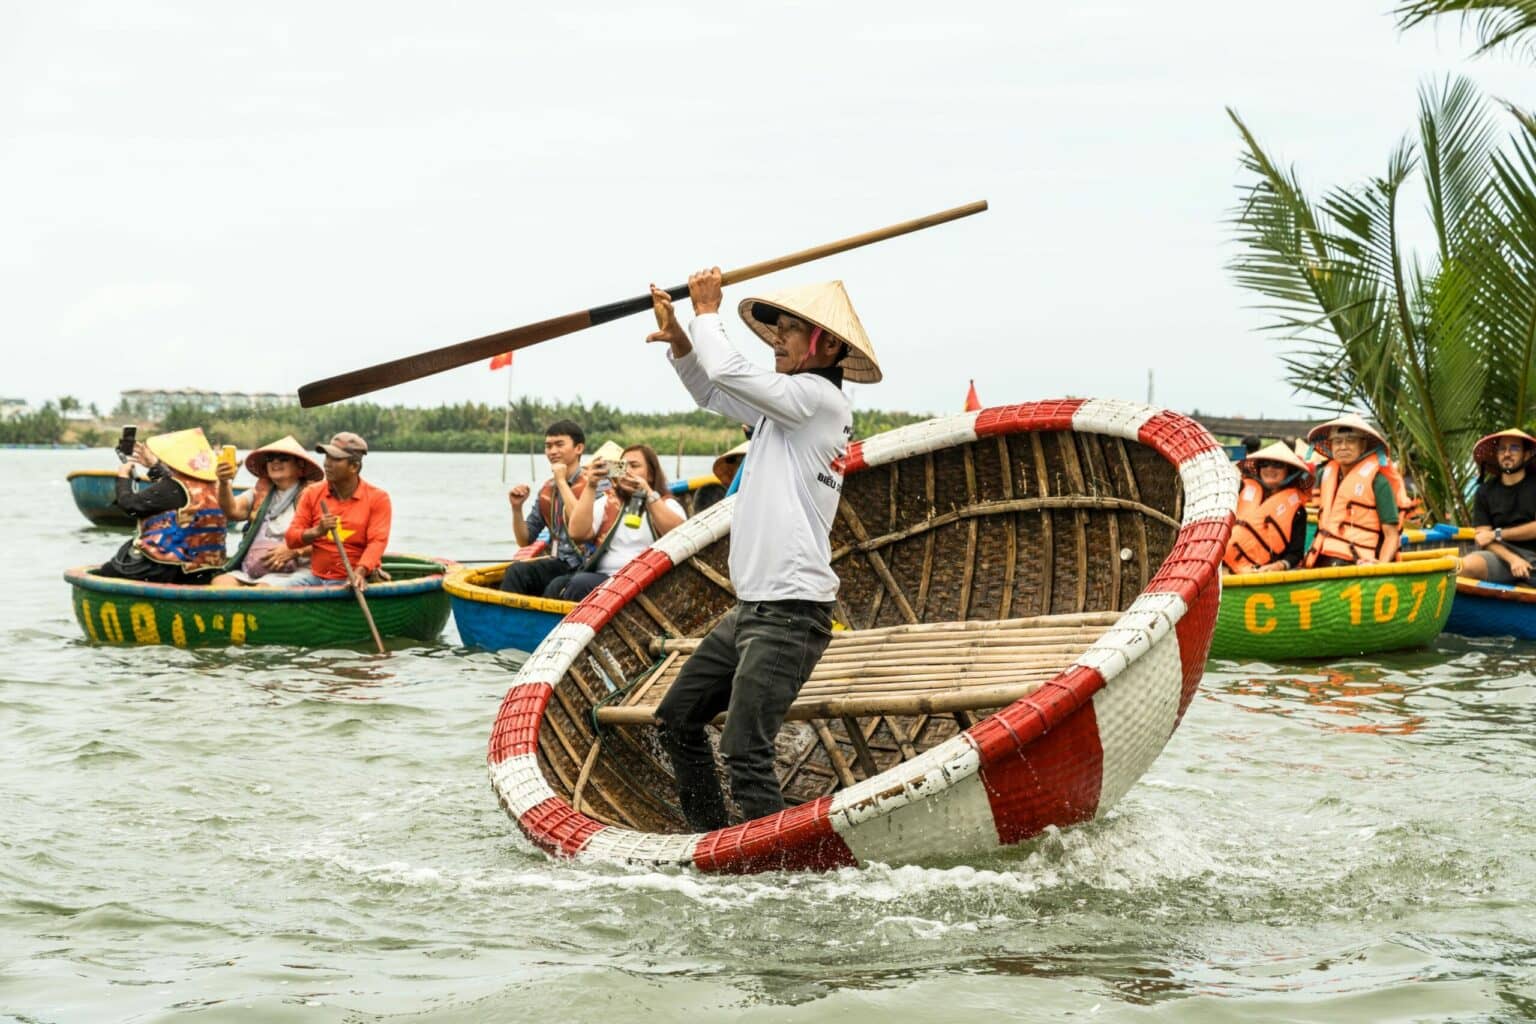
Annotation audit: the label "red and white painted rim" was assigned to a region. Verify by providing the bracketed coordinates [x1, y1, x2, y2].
[487, 399, 1236, 872]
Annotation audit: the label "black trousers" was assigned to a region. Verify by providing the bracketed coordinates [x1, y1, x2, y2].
[654, 600, 834, 831]
[499, 557, 574, 598]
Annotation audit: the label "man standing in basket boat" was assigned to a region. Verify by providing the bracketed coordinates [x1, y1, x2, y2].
[1303, 414, 1407, 568]
[1222, 442, 1311, 574]
[501, 420, 612, 597]
[95, 427, 228, 585]
[1462, 429, 1536, 584]
[284, 432, 392, 590]
[646, 268, 880, 830]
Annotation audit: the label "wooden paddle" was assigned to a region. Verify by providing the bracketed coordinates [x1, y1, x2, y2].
[297, 199, 988, 407]
[321, 498, 387, 656]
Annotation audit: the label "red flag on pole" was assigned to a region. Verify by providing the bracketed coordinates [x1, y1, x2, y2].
[489, 352, 514, 371]
[963, 379, 981, 412]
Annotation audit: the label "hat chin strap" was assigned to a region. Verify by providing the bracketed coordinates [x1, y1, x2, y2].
[794, 326, 824, 373]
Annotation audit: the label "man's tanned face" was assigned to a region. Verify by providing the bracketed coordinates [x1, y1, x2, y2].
[545, 434, 582, 469]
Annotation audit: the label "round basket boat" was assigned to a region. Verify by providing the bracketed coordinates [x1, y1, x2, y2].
[486, 399, 1237, 873]
[1444, 577, 1536, 639]
[64, 554, 457, 648]
[67, 469, 248, 528]
[446, 563, 575, 653]
[1398, 524, 1536, 640]
[1211, 550, 1459, 659]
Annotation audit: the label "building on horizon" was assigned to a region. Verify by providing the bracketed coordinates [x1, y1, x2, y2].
[0, 397, 28, 420]
[116, 388, 294, 420]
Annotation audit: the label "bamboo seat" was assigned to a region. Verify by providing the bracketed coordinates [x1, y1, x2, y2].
[593, 610, 1121, 726]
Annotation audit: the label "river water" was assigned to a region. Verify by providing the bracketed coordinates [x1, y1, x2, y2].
[3, 449, 1533, 1022]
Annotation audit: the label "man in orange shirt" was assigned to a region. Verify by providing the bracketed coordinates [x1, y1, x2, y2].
[284, 432, 392, 589]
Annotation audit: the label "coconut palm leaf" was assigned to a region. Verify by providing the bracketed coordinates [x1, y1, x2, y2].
[1225, 78, 1532, 522]
[1476, 107, 1536, 426]
[1397, 0, 1536, 59]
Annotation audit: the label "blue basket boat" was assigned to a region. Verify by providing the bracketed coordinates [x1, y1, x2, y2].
[444, 562, 574, 653]
[68, 469, 248, 528]
[1401, 524, 1536, 639]
[446, 474, 725, 653]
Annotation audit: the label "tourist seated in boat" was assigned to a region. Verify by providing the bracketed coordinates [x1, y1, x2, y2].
[1462, 428, 1536, 584]
[552, 443, 688, 602]
[646, 269, 880, 830]
[1303, 414, 1405, 568]
[209, 435, 324, 589]
[282, 432, 392, 590]
[501, 419, 607, 597]
[95, 427, 228, 585]
[691, 438, 750, 514]
[1222, 441, 1311, 574]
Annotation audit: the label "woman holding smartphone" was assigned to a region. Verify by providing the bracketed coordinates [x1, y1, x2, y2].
[554, 444, 687, 602]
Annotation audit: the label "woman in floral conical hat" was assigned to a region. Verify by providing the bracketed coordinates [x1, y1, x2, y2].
[95, 427, 229, 584]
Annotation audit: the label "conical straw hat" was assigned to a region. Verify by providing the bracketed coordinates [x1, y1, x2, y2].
[712, 440, 749, 486]
[1306, 414, 1387, 457]
[738, 280, 882, 384]
[1472, 428, 1536, 467]
[145, 427, 218, 482]
[1239, 441, 1311, 478]
[245, 434, 323, 483]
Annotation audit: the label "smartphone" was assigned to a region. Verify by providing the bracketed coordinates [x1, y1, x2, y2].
[116, 425, 137, 462]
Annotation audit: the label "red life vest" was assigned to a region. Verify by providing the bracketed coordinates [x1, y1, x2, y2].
[536, 474, 621, 558]
[1224, 479, 1304, 572]
[136, 473, 228, 573]
[1307, 455, 1403, 566]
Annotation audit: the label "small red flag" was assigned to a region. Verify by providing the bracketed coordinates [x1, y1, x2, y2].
[489, 351, 514, 371]
[963, 379, 981, 412]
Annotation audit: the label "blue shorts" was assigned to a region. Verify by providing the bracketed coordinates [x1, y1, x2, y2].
[279, 568, 349, 588]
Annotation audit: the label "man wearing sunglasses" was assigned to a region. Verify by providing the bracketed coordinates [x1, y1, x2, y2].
[1465, 429, 1536, 583]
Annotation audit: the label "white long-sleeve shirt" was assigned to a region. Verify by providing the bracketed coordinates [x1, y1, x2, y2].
[670, 313, 852, 602]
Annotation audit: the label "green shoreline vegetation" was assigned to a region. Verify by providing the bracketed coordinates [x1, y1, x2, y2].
[4, 396, 935, 455]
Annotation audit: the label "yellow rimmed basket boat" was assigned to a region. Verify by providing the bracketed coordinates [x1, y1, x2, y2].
[64, 554, 458, 648]
[445, 563, 574, 653]
[1212, 549, 1459, 659]
[486, 399, 1236, 874]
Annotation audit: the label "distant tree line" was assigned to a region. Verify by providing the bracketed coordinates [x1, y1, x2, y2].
[151, 399, 937, 454]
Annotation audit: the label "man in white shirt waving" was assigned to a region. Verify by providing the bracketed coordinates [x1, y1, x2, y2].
[646, 267, 882, 830]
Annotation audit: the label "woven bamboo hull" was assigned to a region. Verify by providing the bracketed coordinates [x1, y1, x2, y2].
[1445, 580, 1536, 638]
[66, 469, 247, 528]
[445, 564, 574, 653]
[63, 554, 456, 647]
[1212, 553, 1458, 659]
[486, 399, 1237, 873]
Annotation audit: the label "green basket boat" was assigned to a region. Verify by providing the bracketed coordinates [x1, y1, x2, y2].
[63, 554, 457, 648]
[1212, 550, 1459, 659]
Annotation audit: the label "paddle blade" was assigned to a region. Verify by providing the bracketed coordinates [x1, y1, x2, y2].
[298, 310, 591, 407]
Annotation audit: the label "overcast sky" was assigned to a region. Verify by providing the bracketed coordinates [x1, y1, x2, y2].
[3, 1, 1530, 421]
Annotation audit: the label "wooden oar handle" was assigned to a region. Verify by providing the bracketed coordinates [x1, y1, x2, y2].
[298, 199, 987, 407]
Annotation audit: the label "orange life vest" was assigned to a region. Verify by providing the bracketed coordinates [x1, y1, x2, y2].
[1307, 455, 1403, 566]
[537, 474, 621, 558]
[136, 473, 228, 573]
[1224, 479, 1304, 572]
